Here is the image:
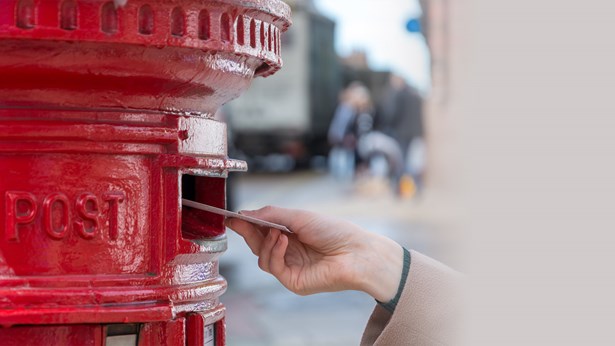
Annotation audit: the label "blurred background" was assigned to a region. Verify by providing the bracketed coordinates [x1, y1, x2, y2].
[218, 0, 463, 345]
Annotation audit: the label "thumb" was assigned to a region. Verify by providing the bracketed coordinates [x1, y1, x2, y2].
[240, 206, 312, 232]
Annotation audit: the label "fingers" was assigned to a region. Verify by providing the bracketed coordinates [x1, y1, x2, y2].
[269, 233, 289, 279]
[227, 217, 290, 281]
[226, 218, 288, 277]
[240, 206, 315, 233]
[258, 229, 280, 273]
[225, 218, 265, 255]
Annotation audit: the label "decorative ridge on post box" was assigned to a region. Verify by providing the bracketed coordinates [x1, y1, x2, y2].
[0, 0, 292, 113]
[0, 0, 291, 345]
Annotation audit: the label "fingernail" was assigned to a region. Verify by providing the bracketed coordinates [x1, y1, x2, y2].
[224, 218, 233, 228]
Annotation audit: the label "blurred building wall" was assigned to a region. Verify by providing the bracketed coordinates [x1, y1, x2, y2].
[421, 0, 460, 191]
[423, 1, 615, 344]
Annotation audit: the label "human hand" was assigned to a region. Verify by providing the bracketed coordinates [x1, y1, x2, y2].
[225, 206, 404, 302]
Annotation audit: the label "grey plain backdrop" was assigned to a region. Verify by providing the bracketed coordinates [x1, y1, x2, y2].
[449, 0, 615, 344]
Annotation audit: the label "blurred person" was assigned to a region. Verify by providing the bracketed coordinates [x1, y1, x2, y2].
[356, 131, 405, 187]
[327, 82, 374, 180]
[226, 206, 461, 345]
[376, 74, 425, 196]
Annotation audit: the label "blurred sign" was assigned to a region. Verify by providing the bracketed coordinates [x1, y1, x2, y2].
[204, 324, 215, 346]
[406, 18, 422, 33]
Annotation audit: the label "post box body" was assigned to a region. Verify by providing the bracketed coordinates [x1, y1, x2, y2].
[0, 0, 290, 345]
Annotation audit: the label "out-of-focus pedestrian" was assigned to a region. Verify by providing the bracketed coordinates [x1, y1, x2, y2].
[327, 82, 373, 180]
[356, 130, 405, 184]
[376, 74, 425, 196]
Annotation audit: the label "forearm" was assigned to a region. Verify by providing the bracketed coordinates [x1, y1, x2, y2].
[362, 250, 462, 345]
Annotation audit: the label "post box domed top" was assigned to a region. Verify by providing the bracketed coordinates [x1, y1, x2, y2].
[0, 0, 292, 115]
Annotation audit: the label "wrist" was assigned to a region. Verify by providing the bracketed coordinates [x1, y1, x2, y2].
[354, 234, 404, 302]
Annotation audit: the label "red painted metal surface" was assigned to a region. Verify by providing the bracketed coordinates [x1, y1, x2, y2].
[0, 0, 290, 344]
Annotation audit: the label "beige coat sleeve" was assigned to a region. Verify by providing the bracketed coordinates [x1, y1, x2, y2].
[360, 250, 462, 346]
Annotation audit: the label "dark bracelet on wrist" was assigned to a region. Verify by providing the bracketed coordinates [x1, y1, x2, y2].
[376, 247, 411, 313]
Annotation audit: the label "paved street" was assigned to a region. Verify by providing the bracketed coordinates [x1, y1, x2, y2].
[220, 171, 462, 345]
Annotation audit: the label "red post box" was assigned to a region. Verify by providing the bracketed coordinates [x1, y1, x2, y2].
[0, 0, 290, 345]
